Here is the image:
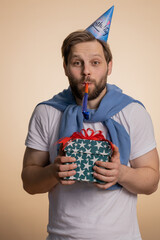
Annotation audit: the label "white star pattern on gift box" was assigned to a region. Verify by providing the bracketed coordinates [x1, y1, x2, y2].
[67, 141, 74, 147]
[79, 142, 86, 148]
[85, 148, 91, 154]
[91, 156, 99, 163]
[72, 147, 79, 155]
[64, 138, 113, 182]
[69, 175, 76, 180]
[83, 162, 90, 170]
[85, 148, 92, 158]
[101, 149, 108, 156]
[95, 141, 103, 149]
[77, 156, 83, 162]
[77, 168, 85, 177]
[83, 176, 89, 181]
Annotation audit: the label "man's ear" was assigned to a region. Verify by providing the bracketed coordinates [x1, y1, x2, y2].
[63, 61, 68, 76]
[107, 60, 113, 76]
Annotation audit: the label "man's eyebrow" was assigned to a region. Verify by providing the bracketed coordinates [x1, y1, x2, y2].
[70, 54, 81, 59]
[91, 54, 103, 58]
[70, 54, 103, 59]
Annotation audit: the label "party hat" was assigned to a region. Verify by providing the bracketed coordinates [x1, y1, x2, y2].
[86, 5, 114, 42]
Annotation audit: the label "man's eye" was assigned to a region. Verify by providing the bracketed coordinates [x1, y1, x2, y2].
[92, 61, 100, 65]
[73, 61, 81, 66]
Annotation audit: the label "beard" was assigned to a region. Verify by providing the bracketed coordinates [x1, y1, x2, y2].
[68, 74, 108, 101]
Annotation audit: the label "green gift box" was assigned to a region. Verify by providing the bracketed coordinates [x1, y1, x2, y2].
[63, 138, 113, 183]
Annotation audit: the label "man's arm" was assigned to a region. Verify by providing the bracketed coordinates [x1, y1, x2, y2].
[93, 146, 159, 194]
[119, 148, 159, 194]
[21, 147, 77, 195]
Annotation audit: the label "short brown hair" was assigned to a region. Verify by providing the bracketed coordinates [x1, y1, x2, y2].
[61, 30, 112, 65]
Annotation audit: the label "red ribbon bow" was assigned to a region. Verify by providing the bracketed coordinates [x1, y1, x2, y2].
[57, 128, 114, 150]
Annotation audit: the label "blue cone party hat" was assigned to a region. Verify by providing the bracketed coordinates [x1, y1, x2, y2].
[86, 5, 114, 42]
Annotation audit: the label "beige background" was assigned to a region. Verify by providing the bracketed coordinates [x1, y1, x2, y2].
[0, 0, 160, 239]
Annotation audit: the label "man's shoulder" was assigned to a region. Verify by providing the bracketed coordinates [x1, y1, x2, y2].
[35, 104, 62, 116]
[113, 102, 146, 118]
[112, 101, 151, 134]
[122, 102, 145, 114]
[31, 104, 62, 124]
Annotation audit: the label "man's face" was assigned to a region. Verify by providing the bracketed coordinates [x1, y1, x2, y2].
[64, 40, 112, 101]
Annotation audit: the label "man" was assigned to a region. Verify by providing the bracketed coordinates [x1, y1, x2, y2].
[22, 30, 159, 240]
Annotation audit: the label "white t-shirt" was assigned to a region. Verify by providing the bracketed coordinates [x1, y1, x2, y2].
[25, 102, 156, 240]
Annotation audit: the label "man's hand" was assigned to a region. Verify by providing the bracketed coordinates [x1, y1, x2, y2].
[53, 155, 77, 185]
[22, 146, 77, 194]
[93, 145, 159, 194]
[93, 145, 121, 189]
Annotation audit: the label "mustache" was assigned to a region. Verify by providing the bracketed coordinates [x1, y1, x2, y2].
[80, 76, 96, 83]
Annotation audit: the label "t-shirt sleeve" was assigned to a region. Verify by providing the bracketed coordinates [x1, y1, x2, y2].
[25, 104, 49, 151]
[128, 103, 156, 160]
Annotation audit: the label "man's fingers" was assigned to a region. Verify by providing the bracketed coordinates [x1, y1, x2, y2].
[93, 165, 116, 176]
[111, 144, 120, 160]
[93, 171, 115, 183]
[58, 169, 76, 178]
[56, 156, 76, 164]
[60, 180, 76, 185]
[95, 161, 116, 169]
[53, 155, 77, 185]
[58, 144, 65, 156]
[59, 162, 77, 172]
[94, 181, 116, 190]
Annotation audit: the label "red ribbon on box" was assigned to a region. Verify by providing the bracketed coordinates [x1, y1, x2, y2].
[57, 128, 114, 150]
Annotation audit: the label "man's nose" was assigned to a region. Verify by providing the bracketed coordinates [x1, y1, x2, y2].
[82, 63, 91, 76]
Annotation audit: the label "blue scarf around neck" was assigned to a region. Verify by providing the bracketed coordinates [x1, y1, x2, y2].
[39, 84, 143, 190]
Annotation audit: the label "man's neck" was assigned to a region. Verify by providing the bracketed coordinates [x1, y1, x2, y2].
[76, 87, 107, 109]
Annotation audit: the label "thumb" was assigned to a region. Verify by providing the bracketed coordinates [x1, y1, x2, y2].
[111, 144, 120, 162]
[59, 144, 65, 156]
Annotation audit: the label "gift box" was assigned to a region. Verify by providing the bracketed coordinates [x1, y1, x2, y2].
[59, 129, 113, 183]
